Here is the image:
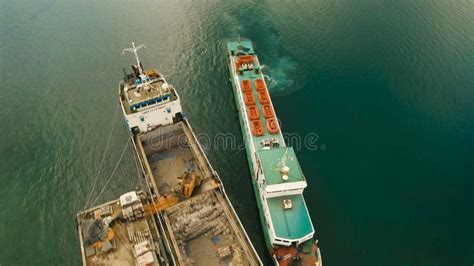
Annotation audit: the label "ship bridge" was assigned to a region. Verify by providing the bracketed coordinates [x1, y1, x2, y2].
[120, 69, 177, 115]
[119, 43, 182, 134]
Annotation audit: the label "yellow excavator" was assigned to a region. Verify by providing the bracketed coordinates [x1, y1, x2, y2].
[144, 172, 199, 215]
[182, 172, 198, 198]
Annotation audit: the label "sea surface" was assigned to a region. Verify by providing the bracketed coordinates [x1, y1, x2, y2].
[0, 0, 473, 265]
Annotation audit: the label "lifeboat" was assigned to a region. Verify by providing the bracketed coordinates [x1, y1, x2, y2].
[266, 118, 280, 135]
[235, 63, 240, 72]
[235, 55, 254, 72]
[251, 120, 264, 136]
[244, 91, 256, 106]
[144, 69, 158, 78]
[241, 80, 252, 92]
[254, 79, 266, 92]
[247, 105, 260, 121]
[238, 55, 254, 64]
[262, 104, 275, 119]
[257, 90, 270, 104]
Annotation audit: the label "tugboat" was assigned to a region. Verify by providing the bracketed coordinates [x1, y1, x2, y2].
[77, 43, 262, 265]
[226, 38, 322, 265]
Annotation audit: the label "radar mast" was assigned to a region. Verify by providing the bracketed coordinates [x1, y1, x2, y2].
[123, 42, 146, 77]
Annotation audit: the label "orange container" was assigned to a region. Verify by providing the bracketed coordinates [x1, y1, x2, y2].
[251, 120, 264, 136]
[241, 80, 252, 92]
[244, 91, 256, 106]
[262, 104, 275, 119]
[247, 105, 260, 121]
[258, 90, 270, 104]
[255, 79, 266, 92]
[266, 118, 280, 135]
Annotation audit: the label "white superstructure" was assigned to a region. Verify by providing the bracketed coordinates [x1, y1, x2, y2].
[119, 42, 182, 134]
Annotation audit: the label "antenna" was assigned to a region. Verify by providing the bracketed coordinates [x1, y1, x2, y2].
[279, 148, 289, 168]
[123, 42, 146, 76]
[278, 148, 290, 181]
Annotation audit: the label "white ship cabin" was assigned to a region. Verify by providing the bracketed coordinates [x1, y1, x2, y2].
[256, 147, 315, 247]
[119, 43, 182, 134]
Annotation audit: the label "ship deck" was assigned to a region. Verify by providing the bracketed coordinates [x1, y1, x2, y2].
[76, 192, 166, 266]
[228, 40, 255, 55]
[163, 190, 254, 265]
[265, 194, 314, 240]
[237, 69, 287, 151]
[137, 122, 216, 196]
[257, 147, 306, 185]
[228, 39, 317, 246]
[136, 121, 260, 265]
[120, 69, 178, 115]
[273, 241, 320, 266]
[227, 41, 307, 187]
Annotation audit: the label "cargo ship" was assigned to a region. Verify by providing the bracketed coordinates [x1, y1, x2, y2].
[77, 43, 261, 265]
[226, 38, 322, 265]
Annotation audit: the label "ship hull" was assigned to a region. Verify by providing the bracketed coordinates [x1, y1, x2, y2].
[226, 39, 322, 266]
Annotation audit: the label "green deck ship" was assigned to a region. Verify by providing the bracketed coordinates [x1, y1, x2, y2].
[226, 38, 322, 266]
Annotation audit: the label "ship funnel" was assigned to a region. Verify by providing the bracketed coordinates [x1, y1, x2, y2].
[280, 166, 290, 181]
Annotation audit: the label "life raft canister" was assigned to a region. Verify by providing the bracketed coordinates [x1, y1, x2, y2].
[241, 80, 252, 92]
[258, 90, 270, 104]
[251, 119, 264, 136]
[247, 105, 260, 121]
[262, 104, 275, 119]
[266, 118, 280, 135]
[244, 91, 256, 106]
[255, 79, 266, 92]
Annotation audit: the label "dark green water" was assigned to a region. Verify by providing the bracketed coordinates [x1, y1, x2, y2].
[1, 0, 473, 265]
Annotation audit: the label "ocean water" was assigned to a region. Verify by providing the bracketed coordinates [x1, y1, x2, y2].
[0, 0, 473, 265]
